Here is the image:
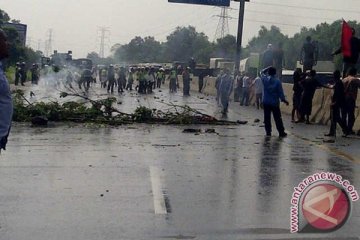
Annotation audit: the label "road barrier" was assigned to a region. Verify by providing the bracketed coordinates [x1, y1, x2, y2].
[169, 75, 360, 129]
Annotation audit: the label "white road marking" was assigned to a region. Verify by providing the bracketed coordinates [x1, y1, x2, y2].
[150, 166, 167, 215]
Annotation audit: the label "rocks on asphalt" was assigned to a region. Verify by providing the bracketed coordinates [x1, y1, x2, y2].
[205, 129, 216, 133]
[237, 120, 248, 125]
[183, 128, 201, 133]
[254, 119, 260, 123]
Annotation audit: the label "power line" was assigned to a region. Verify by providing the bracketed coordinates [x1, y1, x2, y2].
[44, 29, 53, 57]
[214, 7, 230, 41]
[229, 8, 337, 22]
[98, 27, 110, 58]
[249, 1, 360, 14]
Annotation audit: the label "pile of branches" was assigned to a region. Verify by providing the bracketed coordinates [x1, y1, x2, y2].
[12, 89, 238, 125]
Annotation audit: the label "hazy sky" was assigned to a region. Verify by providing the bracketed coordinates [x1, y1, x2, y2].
[2, 0, 360, 58]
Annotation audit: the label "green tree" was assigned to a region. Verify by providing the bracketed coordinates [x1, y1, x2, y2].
[213, 34, 237, 59]
[164, 26, 212, 63]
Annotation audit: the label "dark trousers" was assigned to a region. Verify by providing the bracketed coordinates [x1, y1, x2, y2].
[117, 79, 124, 92]
[156, 78, 162, 88]
[342, 98, 356, 133]
[342, 62, 356, 78]
[198, 78, 204, 93]
[241, 88, 249, 106]
[255, 93, 262, 109]
[107, 80, 115, 93]
[329, 105, 347, 135]
[263, 104, 285, 135]
[183, 79, 190, 96]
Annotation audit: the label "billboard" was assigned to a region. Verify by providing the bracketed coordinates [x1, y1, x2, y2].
[168, 0, 230, 7]
[2, 22, 27, 47]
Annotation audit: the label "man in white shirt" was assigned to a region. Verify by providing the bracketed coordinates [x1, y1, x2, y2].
[253, 76, 263, 109]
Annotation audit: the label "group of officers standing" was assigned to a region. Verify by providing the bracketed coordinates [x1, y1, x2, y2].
[14, 62, 40, 86]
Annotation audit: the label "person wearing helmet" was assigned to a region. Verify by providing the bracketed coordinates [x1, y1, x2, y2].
[168, 67, 178, 93]
[126, 68, 134, 91]
[20, 62, 27, 86]
[107, 65, 116, 93]
[31, 63, 39, 85]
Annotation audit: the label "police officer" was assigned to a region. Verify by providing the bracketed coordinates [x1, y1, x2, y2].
[19, 62, 27, 86]
[168, 67, 178, 93]
[182, 67, 191, 96]
[107, 65, 116, 93]
[31, 63, 39, 85]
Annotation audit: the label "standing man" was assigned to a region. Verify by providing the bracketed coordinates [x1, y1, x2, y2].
[325, 70, 348, 137]
[182, 67, 191, 96]
[107, 65, 116, 93]
[262, 44, 274, 69]
[261, 67, 289, 137]
[0, 29, 13, 152]
[198, 69, 207, 93]
[332, 27, 360, 78]
[240, 72, 251, 106]
[14, 62, 20, 86]
[117, 67, 126, 93]
[253, 76, 263, 109]
[342, 68, 360, 135]
[299, 70, 322, 124]
[273, 42, 285, 81]
[19, 62, 27, 86]
[300, 36, 318, 72]
[219, 68, 234, 114]
[291, 68, 304, 122]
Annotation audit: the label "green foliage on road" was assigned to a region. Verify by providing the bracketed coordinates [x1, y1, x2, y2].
[12, 90, 238, 125]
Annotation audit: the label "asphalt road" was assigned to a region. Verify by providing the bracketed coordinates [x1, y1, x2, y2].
[1, 82, 359, 240]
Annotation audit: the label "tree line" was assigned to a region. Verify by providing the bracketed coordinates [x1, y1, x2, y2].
[0, 9, 41, 67]
[2, 6, 359, 71]
[96, 20, 360, 71]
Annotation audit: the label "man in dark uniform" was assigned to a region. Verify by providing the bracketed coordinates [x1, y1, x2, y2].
[182, 67, 191, 96]
[117, 67, 126, 93]
[31, 63, 39, 85]
[262, 44, 274, 69]
[15, 62, 20, 86]
[19, 62, 27, 86]
[107, 65, 116, 93]
[300, 36, 318, 72]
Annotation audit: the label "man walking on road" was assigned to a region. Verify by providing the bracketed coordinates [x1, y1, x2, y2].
[219, 68, 233, 114]
[0, 29, 13, 152]
[261, 67, 289, 137]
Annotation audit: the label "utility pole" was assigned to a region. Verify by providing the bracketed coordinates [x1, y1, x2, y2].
[234, 0, 249, 71]
[98, 27, 110, 58]
[214, 7, 230, 41]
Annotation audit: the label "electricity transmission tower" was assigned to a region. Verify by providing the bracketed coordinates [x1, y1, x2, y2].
[98, 27, 110, 58]
[214, 7, 230, 41]
[44, 29, 53, 57]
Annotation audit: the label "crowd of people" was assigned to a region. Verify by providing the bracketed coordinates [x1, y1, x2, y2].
[1, 23, 360, 145]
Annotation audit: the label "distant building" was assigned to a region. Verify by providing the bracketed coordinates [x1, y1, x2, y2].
[2, 22, 27, 47]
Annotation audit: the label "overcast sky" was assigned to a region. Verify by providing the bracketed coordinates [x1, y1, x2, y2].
[2, 0, 360, 58]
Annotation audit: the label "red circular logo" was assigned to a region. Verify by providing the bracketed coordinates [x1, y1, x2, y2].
[302, 183, 350, 231]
